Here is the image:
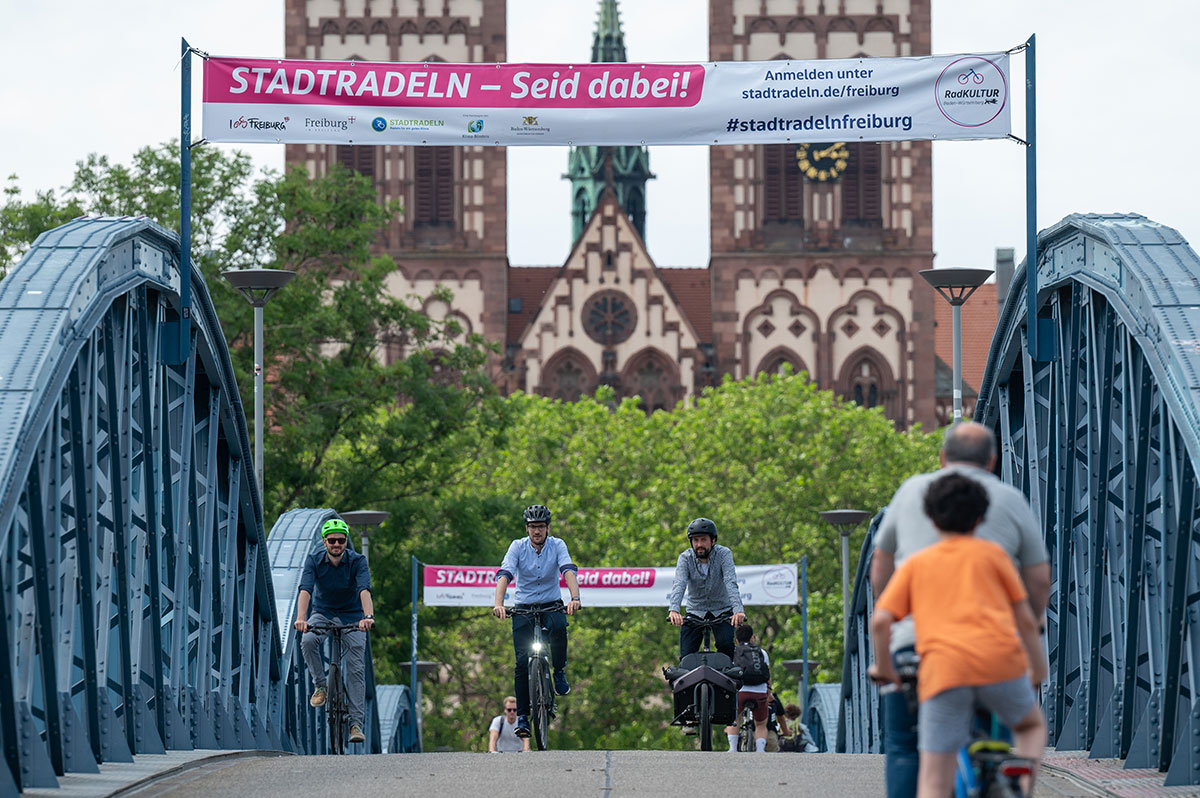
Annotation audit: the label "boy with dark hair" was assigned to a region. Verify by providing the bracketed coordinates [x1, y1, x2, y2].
[868, 473, 1047, 798]
[727, 623, 771, 752]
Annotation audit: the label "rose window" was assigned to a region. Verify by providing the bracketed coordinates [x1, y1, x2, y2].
[583, 290, 636, 345]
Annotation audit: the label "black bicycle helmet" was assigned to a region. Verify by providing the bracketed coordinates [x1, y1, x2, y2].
[523, 504, 552, 524]
[687, 517, 717, 542]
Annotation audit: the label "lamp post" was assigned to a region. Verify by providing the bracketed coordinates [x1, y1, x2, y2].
[819, 509, 872, 649]
[221, 269, 295, 498]
[340, 510, 390, 567]
[399, 660, 440, 753]
[919, 267, 993, 425]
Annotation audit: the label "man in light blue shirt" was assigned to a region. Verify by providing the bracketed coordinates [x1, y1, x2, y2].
[492, 504, 581, 738]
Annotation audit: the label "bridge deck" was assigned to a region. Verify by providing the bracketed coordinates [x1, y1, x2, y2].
[19, 750, 1127, 798]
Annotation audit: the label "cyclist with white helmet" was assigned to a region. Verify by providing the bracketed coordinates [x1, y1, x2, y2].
[492, 504, 581, 738]
[294, 517, 375, 744]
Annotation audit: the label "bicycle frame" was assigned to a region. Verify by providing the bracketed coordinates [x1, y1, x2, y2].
[308, 623, 362, 755]
[508, 605, 565, 752]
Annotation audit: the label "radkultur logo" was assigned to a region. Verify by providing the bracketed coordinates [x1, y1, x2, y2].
[934, 57, 1007, 127]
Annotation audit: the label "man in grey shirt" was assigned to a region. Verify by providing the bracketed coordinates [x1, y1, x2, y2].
[870, 422, 1050, 798]
[667, 517, 745, 659]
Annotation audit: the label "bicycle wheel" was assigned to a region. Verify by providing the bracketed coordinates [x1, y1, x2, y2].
[697, 683, 713, 751]
[738, 707, 754, 752]
[326, 663, 344, 754]
[530, 656, 550, 751]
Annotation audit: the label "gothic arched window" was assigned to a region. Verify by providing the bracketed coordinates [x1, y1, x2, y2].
[620, 350, 680, 413]
[541, 350, 596, 402]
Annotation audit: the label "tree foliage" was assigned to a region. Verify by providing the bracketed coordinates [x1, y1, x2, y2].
[372, 374, 939, 751]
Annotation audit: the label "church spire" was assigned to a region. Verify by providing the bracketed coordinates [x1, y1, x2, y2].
[566, 0, 653, 245]
[592, 0, 627, 63]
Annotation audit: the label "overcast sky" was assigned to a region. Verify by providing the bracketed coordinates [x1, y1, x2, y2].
[1, 1, 1196, 273]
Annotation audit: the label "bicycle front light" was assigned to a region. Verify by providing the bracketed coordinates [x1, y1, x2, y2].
[532, 641, 543, 652]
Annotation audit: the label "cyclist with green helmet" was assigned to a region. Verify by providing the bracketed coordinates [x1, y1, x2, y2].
[295, 517, 375, 743]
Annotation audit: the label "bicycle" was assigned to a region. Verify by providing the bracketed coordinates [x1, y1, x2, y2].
[663, 611, 740, 752]
[508, 604, 566, 751]
[307, 623, 364, 755]
[875, 651, 1032, 798]
[735, 695, 759, 752]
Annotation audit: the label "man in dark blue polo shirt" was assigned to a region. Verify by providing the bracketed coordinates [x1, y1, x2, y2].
[294, 517, 375, 743]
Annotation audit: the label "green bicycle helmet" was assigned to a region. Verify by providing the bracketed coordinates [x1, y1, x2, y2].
[322, 518, 350, 538]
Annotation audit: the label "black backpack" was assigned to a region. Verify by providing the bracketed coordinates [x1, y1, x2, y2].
[733, 642, 770, 685]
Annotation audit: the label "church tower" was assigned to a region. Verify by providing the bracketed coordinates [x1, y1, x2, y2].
[706, 0, 937, 429]
[284, 0, 510, 353]
[564, 0, 655, 245]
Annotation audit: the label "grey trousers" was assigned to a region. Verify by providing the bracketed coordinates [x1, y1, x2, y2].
[301, 613, 367, 726]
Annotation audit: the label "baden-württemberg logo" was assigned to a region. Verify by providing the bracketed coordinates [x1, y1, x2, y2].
[934, 57, 1007, 128]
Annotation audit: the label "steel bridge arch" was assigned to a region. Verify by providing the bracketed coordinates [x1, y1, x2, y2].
[0, 218, 283, 791]
[975, 213, 1200, 783]
[836, 214, 1200, 785]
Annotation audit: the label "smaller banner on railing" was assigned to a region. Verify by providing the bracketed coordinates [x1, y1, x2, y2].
[423, 563, 798, 607]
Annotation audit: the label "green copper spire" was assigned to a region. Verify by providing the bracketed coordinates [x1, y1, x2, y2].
[592, 0, 627, 63]
[567, 0, 653, 245]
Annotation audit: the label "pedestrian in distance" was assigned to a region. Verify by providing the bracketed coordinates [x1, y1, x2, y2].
[488, 695, 531, 753]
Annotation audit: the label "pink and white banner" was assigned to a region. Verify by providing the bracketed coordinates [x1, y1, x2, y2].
[422, 563, 799, 608]
[202, 53, 1010, 147]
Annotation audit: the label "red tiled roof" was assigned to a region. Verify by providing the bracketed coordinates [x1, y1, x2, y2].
[934, 283, 999, 395]
[659, 268, 712, 342]
[506, 267, 559, 344]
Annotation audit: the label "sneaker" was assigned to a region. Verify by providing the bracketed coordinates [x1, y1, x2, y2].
[553, 669, 571, 696]
[514, 715, 531, 738]
[309, 686, 327, 707]
[348, 724, 365, 743]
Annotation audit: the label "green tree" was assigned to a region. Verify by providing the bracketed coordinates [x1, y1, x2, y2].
[405, 374, 939, 751]
[0, 176, 84, 278]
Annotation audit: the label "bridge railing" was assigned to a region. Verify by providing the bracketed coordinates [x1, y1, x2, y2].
[0, 218, 284, 792]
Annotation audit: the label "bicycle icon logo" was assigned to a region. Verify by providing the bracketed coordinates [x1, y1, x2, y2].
[958, 68, 985, 85]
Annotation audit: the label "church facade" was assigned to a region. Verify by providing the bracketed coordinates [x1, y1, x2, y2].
[285, 0, 958, 429]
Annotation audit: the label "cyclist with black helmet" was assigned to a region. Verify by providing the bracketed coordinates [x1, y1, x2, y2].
[491, 504, 581, 738]
[667, 517, 745, 659]
[294, 517, 375, 744]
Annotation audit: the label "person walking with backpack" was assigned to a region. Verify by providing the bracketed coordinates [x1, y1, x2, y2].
[726, 623, 771, 752]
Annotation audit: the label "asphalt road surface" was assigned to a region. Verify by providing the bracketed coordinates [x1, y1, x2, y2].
[122, 751, 1099, 798]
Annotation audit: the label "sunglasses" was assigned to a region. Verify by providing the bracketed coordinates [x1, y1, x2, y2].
[505, 708, 517, 712]
[326, 537, 347, 545]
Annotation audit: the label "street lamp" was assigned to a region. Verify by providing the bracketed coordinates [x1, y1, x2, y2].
[820, 509, 872, 649]
[919, 267, 993, 425]
[340, 510, 390, 566]
[222, 269, 296, 499]
[400, 660, 441, 753]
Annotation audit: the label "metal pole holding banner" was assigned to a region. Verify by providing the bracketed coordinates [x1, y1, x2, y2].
[1024, 34, 1039, 360]
[801, 555, 809, 718]
[177, 38, 193, 365]
[410, 554, 420, 750]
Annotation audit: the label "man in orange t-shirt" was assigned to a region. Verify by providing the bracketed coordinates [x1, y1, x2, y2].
[869, 473, 1047, 798]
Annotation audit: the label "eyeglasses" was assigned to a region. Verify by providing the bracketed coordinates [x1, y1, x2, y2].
[326, 537, 347, 545]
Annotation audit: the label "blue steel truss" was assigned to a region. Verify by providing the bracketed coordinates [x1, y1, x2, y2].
[0, 218, 284, 791]
[837, 214, 1200, 786]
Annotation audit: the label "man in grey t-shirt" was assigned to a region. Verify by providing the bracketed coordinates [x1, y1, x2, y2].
[870, 422, 1050, 798]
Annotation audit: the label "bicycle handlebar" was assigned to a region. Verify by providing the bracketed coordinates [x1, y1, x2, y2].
[507, 604, 567, 617]
[306, 623, 365, 634]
